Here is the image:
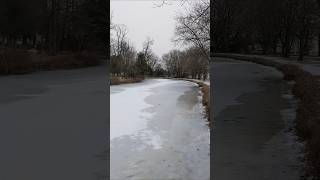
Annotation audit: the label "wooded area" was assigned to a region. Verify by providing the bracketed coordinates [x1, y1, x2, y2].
[0, 0, 107, 54]
[0, 0, 107, 74]
[110, 1, 209, 80]
[212, 0, 320, 61]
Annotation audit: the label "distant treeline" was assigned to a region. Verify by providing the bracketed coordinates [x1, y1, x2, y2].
[110, 43, 208, 80]
[163, 48, 208, 80]
[110, 1, 209, 80]
[110, 23, 208, 80]
[0, 0, 107, 55]
[212, 0, 320, 60]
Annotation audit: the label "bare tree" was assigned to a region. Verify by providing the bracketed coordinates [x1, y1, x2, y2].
[110, 12, 115, 30]
[142, 37, 154, 59]
[174, 0, 210, 60]
[183, 46, 209, 79]
[111, 24, 128, 56]
[153, 0, 187, 7]
[296, 0, 319, 61]
[278, 0, 299, 58]
[163, 50, 182, 77]
[142, 37, 160, 74]
[163, 47, 208, 79]
[110, 24, 137, 76]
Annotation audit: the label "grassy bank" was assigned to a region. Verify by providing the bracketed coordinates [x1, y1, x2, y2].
[0, 48, 102, 75]
[214, 53, 320, 178]
[110, 76, 144, 85]
[180, 79, 210, 125]
[280, 64, 320, 178]
[196, 81, 210, 124]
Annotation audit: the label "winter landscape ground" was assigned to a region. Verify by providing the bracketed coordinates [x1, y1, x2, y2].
[212, 57, 305, 179]
[110, 79, 210, 180]
[0, 65, 107, 180]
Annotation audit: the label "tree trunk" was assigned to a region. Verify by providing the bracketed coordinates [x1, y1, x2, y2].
[298, 39, 304, 61]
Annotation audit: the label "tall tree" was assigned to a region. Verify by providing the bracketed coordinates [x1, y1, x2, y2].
[175, 0, 210, 60]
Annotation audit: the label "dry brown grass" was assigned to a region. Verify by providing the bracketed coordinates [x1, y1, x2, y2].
[278, 64, 307, 81]
[292, 71, 320, 178]
[198, 82, 210, 122]
[38, 51, 101, 70]
[0, 48, 35, 74]
[110, 76, 144, 85]
[0, 49, 101, 75]
[181, 79, 210, 125]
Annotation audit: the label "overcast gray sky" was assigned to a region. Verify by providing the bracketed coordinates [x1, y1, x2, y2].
[111, 0, 190, 58]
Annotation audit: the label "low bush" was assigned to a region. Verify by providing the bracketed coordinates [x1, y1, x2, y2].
[278, 64, 306, 81]
[39, 51, 101, 70]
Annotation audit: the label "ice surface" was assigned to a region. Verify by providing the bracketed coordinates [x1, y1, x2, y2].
[110, 78, 210, 180]
[110, 79, 177, 144]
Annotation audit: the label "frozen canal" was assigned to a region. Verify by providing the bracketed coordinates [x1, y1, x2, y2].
[211, 58, 304, 180]
[0, 66, 107, 180]
[110, 79, 210, 180]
